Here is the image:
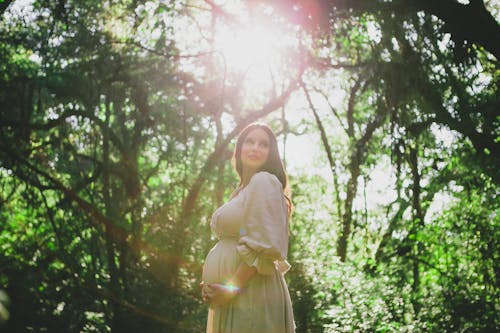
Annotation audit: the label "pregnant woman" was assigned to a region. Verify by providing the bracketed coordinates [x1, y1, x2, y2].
[202, 123, 295, 333]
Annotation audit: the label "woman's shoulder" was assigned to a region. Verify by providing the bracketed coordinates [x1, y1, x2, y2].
[248, 171, 281, 189]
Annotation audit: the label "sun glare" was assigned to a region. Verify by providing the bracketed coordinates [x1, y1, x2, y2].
[173, 2, 304, 103]
[214, 23, 278, 72]
[214, 15, 296, 96]
[211, 14, 299, 98]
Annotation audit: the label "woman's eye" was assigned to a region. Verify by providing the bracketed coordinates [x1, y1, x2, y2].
[259, 142, 269, 148]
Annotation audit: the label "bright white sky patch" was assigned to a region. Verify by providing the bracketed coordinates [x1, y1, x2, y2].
[214, 22, 277, 71]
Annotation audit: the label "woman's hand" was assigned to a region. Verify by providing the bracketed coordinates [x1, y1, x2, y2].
[203, 283, 239, 306]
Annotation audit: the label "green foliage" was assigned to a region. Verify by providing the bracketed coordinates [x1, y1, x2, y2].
[413, 189, 499, 332]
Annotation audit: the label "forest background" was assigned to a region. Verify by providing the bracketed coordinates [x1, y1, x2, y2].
[0, 0, 499, 332]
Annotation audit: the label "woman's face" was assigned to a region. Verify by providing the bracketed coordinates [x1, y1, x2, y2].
[240, 127, 271, 173]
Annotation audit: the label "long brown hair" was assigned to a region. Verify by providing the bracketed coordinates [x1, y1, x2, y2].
[233, 123, 292, 215]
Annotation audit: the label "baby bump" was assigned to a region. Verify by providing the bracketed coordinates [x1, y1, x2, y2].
[202, 239, 241, 284]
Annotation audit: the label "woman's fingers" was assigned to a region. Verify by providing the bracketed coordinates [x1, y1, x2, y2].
[203, 283, 233, 306]
[202, 283, 233, 305]
[207, 283, 222, 290]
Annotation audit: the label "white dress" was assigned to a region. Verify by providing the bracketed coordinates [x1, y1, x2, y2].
[202, 172, 295, 333]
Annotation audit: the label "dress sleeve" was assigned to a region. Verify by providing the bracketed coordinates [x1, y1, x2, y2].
[236, 172, 289, 275]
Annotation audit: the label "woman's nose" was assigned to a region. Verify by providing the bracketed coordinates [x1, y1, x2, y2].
[252, 144, 261, 151]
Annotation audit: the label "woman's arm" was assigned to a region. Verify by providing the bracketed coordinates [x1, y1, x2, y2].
[204, 262, 256, 306]
[231, 261, 257, 288]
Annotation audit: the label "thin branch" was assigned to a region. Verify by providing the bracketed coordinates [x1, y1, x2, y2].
[309, 56, 368, 70]
[301, 80, 343, 221]
[313, 87, 349, 136]
[347, 77, 363, 138]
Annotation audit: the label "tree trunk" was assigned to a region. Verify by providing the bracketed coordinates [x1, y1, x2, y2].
[337, 162, 360, 262]
[337, 80, 387, 262]
[408, 144, 424, 315]
[102, 96, 123, 332]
